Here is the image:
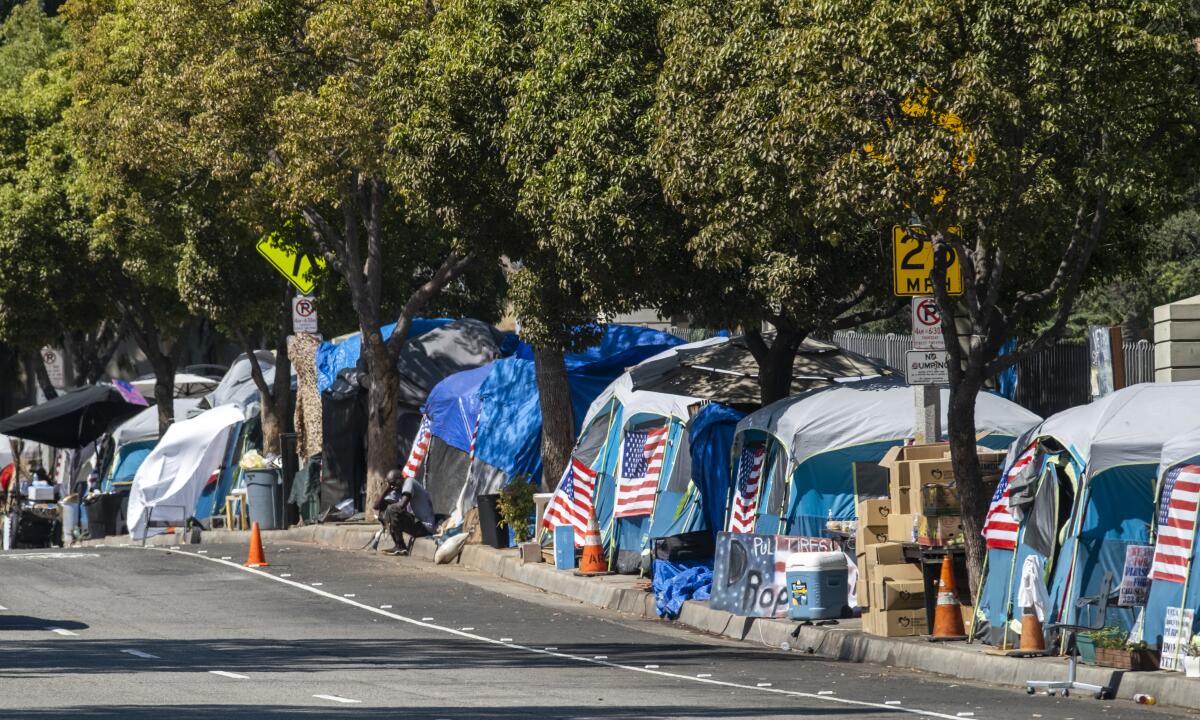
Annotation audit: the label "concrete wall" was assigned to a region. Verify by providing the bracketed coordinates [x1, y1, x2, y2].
[1154, 294, 1200, 381]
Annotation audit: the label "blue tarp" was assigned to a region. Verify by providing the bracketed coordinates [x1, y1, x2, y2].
[514, 325, 683, 374]
[424, 364, 493, 453]
[653, 559, 713, 619]
[687, 404, 747, 536]
[315, 318, 455, 392]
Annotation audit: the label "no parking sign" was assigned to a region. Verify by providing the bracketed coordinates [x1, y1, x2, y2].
[292, 295, 319, 335]
[911, 297, 945, 350]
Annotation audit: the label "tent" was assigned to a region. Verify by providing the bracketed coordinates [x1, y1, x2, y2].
[0, 384, 149, 448]
[1144, 426, 1200, 659]
[419, 325, 685, 520]
[733, 378, 1040, 537]
[102, 399, 204, 491]
[131, 373, 219, 399]
[318, 319, 509, 513]
[976, 382, 1200, 648]
[198, 351, 279, 417]
[127, 405, 243, 540]
[558, 337, 888, 573]
[314, 318, 457, 393]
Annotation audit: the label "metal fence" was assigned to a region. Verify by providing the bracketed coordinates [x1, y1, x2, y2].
[831, 331, 1155, 417]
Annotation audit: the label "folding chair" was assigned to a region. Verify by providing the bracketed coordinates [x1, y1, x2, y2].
[1025, 572, 1115, 699]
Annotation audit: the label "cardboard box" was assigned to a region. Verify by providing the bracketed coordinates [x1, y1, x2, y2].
[887, 512, 916, 543]
[872, 578, 925, 611]
[519, 541, 543, 564]
[863, 542, 906, 567]
[915, 481, 960, 517]
[865, 562, 923, 609]
[881, 444, 1007, 516]
[869, 608, 929, 637]
[855, 556, 869, 608]
[857, 498, 892, 527]
[855, 523, 888, 550]
[918, 515, 964, 546]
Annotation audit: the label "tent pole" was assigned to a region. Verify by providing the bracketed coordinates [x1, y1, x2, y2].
[594, 403, 618, 572]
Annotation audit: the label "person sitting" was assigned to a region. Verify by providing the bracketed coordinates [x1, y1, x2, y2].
[373, 469, 435, 556]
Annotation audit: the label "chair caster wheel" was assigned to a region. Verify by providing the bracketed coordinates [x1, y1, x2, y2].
[1027, 687, 1035, 695]
[1062, 689, 1070, 697]
[1093, 692, 1103, 700]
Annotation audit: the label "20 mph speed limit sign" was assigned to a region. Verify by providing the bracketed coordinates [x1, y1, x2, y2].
[893, 225, 964, 296]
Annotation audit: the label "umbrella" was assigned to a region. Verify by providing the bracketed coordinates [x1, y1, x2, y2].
[0, 384, 154, 448]
[130, 373, 219, 399]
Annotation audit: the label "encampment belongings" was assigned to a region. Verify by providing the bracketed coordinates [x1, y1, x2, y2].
[519, 541, 542, 564]
[858, 499, 891, 527]
[865, 608, 929, 637]
[653, 531, 717, 563]
[653, 559, 713, 619]
[554, 525, 576, 570]
[27, 483, 55, 502]
[918, 515, 964, 546]
[711, 532, 839, 618]
[0, 384, 149, 448]
[476, 494, 509, 549]
[240, 450, 267, 469]
[785, 551, 849, 621]
[245, 469, 283, 530]
[866, 562, 924, 611]
[59, 497, 79, 545]
[887, 512, 917, 543]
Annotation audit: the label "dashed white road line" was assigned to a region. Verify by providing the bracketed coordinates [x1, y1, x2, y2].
[886, 700, 903, 705]
[0, 605, 7, 611]
[47, 627, 78, 636]
[121, 649, 160, 659]
[209, 670, 249, 679]
[314, 694, 362, 704]
[153, 548, 970, 720]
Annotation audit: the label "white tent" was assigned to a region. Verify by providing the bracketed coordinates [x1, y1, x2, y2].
[127, 405, 243, 540]
[112, 399, 204, 445]
[130, 374, 219, 400]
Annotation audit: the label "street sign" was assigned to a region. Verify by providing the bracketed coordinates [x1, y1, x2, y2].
[892, 225, 964, 296]
[292, 295, 319, 335]
[911, 297, 945, 350]
[41, 346, 65, 388]
[905, 350, 950, 386]
[256, 236, 325, 294]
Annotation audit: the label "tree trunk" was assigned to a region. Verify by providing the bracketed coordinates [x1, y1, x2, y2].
[947, 374, 988, 594]
[146, 351, 177, 436]
[30, 350, 58, 401]
[535, 346, 574, 491]
[241, 286, 294, 457]
[747, 326, 805, 406]
[364, 331, 400, 519]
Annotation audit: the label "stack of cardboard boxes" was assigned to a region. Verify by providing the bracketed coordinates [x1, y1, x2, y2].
[854, 442, 1005, 637]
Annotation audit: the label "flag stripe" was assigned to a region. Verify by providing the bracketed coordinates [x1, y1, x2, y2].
[728, 446, 766, 534]
[541, 458, 598, 546]
[983, 443, 1036, 550]
[614, 426, 669, 518]
[1151, 465, 1200, 583]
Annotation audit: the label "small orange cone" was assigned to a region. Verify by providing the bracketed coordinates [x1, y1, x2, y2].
[244, 521, 269, 567]
[1019, 610, 1046, 652]
[928, 554, 966, 641]
[578, 511, 607, 574]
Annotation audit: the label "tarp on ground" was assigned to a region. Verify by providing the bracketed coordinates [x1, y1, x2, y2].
[734, 377, 1041, 536]
[978, 382, 1200, 647]
[127, 405, 243, 540]
[314, 318, 454, 393]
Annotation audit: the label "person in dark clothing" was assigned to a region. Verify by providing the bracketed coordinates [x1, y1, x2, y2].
[373, 469, 435, 556]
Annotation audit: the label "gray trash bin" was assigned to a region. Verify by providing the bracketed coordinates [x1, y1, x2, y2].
[244, 469, 283, 530]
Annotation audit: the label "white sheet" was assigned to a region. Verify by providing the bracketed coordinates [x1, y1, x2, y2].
[127, 405, 243, 540]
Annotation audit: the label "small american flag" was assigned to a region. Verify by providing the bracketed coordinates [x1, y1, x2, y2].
[1150, 464, 1200, 584]
[541, 458, 597, 545]
[613, 426, 669, 518]
[728, 446, 766, 534]
[983, 443, 1036, 550]
[402, 415, 432, 480]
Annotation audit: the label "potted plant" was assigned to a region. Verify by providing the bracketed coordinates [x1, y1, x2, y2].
[496, 478, 538, 544]
[1091, 626, 1158, 671]
[1075, 630, 1097, 665]
[1184, 635, 1200, 678]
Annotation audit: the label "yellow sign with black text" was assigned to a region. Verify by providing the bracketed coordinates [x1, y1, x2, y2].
[892, 225, 963, 297]
[256, 236, 325, 295]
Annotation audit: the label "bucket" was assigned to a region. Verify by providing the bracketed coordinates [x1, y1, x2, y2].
[60, 501, 80, 546]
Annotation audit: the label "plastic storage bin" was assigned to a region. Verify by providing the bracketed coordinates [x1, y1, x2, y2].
[786, 551, 849, 621]
[245, 469, 283, 530]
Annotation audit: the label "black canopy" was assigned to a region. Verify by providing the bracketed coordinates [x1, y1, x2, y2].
[0, 385, 151, 448]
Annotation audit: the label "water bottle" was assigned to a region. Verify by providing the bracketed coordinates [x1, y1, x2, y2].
[1134, 694, 1156, 705]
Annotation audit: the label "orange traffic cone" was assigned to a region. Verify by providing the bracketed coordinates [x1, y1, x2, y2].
[244, 521, 269, 567]
[578, 511, 607, 575]
[928, 554, 966, 641]
[1004, 608, 1047, 657]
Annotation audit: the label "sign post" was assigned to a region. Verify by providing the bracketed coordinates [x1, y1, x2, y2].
[292, 295, 319, 335]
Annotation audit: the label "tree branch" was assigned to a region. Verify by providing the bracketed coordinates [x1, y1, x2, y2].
[384, 252, 476, 360]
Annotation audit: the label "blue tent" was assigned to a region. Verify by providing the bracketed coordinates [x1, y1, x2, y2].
[427, 325, 683, 517]
[314, 318, 455, 392]
[1145, 427, 1200, 661]
[976, 382, 1200, 649]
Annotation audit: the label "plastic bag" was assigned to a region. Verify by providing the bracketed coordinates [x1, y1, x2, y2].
[239, 450, 267, 469]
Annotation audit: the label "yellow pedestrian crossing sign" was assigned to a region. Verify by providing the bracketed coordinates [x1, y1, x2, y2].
[256, 236, 325, 294]
[892, 225, 964, 296]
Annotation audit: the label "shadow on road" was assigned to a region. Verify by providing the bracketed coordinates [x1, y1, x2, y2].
[0, 703, 875, 719]
[0, 616, 89, 632]
[0, 636, 810, 678]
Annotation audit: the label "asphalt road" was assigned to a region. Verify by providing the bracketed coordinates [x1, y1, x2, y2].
[0, 542, 1195, 719]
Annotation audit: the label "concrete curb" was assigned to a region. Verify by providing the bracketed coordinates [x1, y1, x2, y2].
[96, 525, 1200, 709]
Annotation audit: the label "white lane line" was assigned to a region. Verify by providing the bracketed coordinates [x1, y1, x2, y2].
[757, 682, 772, 687]
[280, 574, 292, 578]
[311, 582, 323, 587]
[421, 616, 434, 621]
[209, 670, 249, 679]
[343, 594, 356, 598]
[956, 714, 974, 718]
[220, 556, 232, 560]
[645, 664, 660, 669]
[818, 690, 834, 695]
[0, 605, 7, 610]
[886, 700, 903, 705]
[154, 548, 966, 720]
[47, 628, 78, 636]
[121, 649, 160, 659]
[697, 673, 712, 678]
[314, 694, 361, 704]
[460, 627, 474, 631]
[197, 550, 208, 554]
[500, 637, 513, 642]
[594, 655, 608, 660]
[380, 605, 393, 609]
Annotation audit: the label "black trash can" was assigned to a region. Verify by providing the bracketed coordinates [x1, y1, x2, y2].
[476, 494, 509, 549]
[245, 469, 284, 530]
[84, 494, 116, 539]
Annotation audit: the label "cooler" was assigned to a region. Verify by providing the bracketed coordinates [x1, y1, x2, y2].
[786, 551, 849, 621]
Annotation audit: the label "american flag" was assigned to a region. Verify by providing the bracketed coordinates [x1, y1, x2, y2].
[402, 415, 432, 480]
[728, 446, 766, 534]
[613, 426, 669, 518]
[983, 443, 1036, 550]
[1150, 464, 1200, 584]
[541, 457, 598, 545]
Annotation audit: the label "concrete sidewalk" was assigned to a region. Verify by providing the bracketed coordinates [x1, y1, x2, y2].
[102, 523, 1200, 709]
